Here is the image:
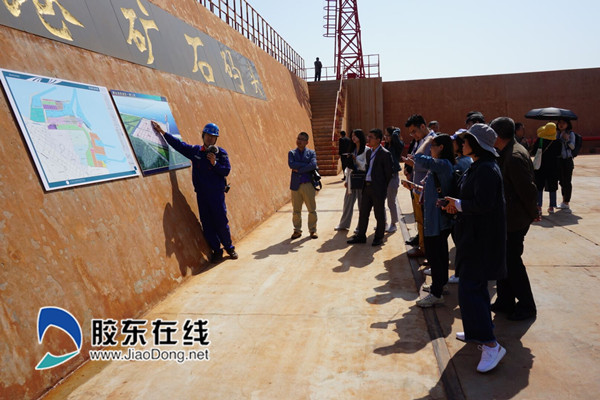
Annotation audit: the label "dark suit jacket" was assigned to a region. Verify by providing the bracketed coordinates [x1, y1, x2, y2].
[338, 136, 353, 155]
[365, 146, 393, 195]
[339, 136, 354, 170]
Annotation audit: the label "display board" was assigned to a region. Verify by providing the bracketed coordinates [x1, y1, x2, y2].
[0, 69, 140, 191]
[110, 90, 190, 175]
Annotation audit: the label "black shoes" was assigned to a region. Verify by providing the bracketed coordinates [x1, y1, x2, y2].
[210, 250, 223, 263]
[371, 238, 383, 246]
[405, 234, 419, 246]
[507, 309, 537, 321]
[212, 248, 237, 262]
[226, 248, 238, 259]
[347, 235, 366, 244]
[490, 302, 515, 314]
[491, 301, 536, 321]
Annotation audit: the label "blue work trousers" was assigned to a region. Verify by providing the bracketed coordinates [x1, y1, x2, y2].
[197, 192, 233, 252]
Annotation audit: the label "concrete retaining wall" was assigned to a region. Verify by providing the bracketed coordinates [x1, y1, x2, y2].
[0, 1, 311, 398]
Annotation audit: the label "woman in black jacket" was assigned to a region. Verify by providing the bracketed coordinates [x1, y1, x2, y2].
[530, 123, 561, 217]
[444, 124, 507, 373]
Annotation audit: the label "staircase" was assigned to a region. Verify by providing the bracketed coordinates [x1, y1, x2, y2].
[308, 80, 345, 176]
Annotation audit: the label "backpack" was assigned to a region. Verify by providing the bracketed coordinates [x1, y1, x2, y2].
[572, 132, 583, 157]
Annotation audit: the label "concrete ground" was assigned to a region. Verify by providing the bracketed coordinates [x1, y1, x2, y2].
[44, 156, 600, 400]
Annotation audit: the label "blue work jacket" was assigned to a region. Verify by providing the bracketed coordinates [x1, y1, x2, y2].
[164, 133, 230, 193]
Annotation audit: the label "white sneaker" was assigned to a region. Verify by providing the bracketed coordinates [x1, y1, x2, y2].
[416, 293, 444, 308]
[477, 343, 506, 373]
[386, 223, 397, 233]
[448, 274, 459, 284]
[557, 202, 570, 209]
[423, 268, 431, 276]
[456, 332, 466, 342]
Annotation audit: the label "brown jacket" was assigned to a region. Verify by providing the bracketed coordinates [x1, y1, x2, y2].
[499, 139, 539, 231]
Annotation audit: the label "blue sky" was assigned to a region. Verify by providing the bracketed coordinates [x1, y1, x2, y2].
[250, 0, 600, 81]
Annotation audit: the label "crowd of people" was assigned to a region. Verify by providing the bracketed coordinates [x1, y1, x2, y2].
[286, 110, 579, 374]
[151, 110, 577, 376]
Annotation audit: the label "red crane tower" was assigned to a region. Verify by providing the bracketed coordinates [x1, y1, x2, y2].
[323, 0, 366, 80]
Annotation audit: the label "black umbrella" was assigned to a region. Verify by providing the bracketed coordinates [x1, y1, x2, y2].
[525, 107, 578, 121]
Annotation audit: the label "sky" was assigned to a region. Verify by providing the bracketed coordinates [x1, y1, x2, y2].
[249, 0, 600, 82]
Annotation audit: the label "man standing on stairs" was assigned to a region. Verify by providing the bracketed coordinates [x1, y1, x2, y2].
[314, 57, 323, 81]
[289, 132, 319, 239]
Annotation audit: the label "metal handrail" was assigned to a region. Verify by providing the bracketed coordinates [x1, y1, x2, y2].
[196, 0, 306, 78]
[331, 77, 345, 141]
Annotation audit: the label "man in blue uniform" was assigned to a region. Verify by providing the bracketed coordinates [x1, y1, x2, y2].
[152, 121, 237, 263]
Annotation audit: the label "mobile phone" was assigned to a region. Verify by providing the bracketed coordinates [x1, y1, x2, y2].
[436, 198, 449, 208]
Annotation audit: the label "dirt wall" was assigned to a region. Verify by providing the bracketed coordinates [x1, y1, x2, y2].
[0, 1, 311, 398]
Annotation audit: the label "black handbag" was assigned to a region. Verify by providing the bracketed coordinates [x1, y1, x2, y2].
[311, 169, 322, 191]
[350, 171, 366, 190]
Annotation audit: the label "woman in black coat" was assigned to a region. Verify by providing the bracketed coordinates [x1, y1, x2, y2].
[530, 123, 561, 217]
[444, 123, 507, 373]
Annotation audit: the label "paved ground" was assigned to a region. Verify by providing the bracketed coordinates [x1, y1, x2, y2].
[44, 156, 600, 399]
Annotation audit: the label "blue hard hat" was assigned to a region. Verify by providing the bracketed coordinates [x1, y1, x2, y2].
[202, 123, 219, 136]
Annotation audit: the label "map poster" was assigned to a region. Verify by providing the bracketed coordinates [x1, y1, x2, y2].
[0, 69, 140, 191]
[109, 90, 190, 175]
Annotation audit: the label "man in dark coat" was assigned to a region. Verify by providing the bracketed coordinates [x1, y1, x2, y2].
[491, 117, 539, 321]
[347, 128, 393, 246]
[314, 57, 323, 81]
[338, 130, 353, 180]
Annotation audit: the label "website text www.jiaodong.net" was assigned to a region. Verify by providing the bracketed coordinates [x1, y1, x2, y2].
[88, 348, 210, 364]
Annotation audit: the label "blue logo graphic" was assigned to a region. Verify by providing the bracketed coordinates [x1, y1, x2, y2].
[36, 307, 82, 370]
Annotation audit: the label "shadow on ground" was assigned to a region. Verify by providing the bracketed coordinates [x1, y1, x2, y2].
[252, 236, 312, 259]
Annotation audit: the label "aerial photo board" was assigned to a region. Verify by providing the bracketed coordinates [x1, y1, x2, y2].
[0, 69, 140, 191]
[110, 90, 190, 175]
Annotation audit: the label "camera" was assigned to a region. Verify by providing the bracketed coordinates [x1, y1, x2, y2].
[206, 145, 219, 154]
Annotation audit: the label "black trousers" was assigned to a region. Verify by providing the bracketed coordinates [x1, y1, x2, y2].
[357, 183, 386, 241]
[496, 227, 536, 312]
[424, 229, 451, 297]
[557, 157, 574, 202]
